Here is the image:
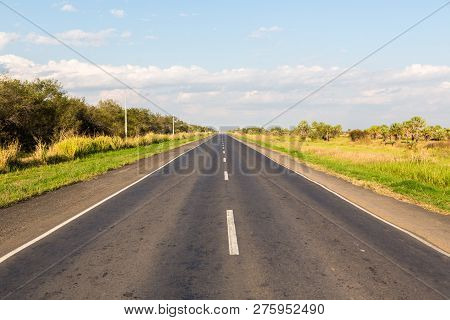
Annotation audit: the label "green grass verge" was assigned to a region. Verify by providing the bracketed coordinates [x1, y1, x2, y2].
[237, 135, 449, 214]
[0, 137, 200, 207]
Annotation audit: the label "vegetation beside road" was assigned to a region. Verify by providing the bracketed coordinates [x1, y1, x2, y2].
[232, 117, 449, 214]
[0, 133, 208, 207]
[0, 77, 215, 173]
[0, 76, 214, 207]
[0, 132, 204, 173]
[0, 77, 212, 152]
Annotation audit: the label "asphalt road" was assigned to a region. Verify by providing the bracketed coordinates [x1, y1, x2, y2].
[0, 134, 448, 299]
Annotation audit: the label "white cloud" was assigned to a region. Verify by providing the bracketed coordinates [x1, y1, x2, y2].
[249, 26, 283, 39]
[144, 35, 158, 40]
[178, 12, 199, 17]
[61, 4, 77, 12]
[25, 29, 116, 47]
[0, 55, 34, 70]
[0, 54, 449, 128]
[25, 33, 59, 45]
[110, 9, 125, 18]
[440, 81, 450, 89]
[120, 31, 132, 39]
[393, 64, 450, 80]
[0, 32, 20, 49]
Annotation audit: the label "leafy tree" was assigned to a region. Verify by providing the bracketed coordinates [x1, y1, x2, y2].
[269, 126, 287, 136]
[366, 125, 381, 139]
[425, 125, 447, 141]
[421, 126, 433, 141]
[0, 78, 68, 150]
[349, 129, 367, 141]
[379, 124, 390, 141]
[242, 127, 264, 134]
[310, 122, 341, 141]
[0, 77, 211, 151]
[403, 116, 426, 141]
[294, 120, 311, 138]
[331, 124, 342, 138]
[389, 123, 403, 141]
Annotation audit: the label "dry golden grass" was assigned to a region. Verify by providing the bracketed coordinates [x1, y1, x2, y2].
[235, 133, 450, 213]
[14, 132, 209, 169]
[0, 141, 20, 173]
[0, 134, 207, 207]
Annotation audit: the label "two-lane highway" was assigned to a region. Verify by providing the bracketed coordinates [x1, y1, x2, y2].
[0, 134, 448, 299]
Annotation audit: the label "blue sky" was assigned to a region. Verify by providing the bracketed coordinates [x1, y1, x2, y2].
[1, 1, 449, 128]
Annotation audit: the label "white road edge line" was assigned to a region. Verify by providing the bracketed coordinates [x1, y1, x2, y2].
[226, 210, 239, 255]
[223, 158, 226, 163]
[0, 135, 216, 265]
[228, 134, 450, 257]
[224, 171, 229, 181]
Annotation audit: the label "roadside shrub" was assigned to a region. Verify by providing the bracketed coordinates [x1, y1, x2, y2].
[0, 141, 20, 173]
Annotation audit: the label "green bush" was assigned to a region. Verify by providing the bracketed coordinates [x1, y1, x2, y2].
[0, 77, 213, 152]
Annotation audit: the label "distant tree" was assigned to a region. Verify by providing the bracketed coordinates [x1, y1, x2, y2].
[421, 126, 433, 141]
[311, 122, 341, 141]
[379, 124, 390, 141]
[294, 120, 311, 139]
[349, 129, 367, 141]
[331, 124, 342, 138]
[403, 116, 426, 141]
[425, 125, 447, 141]
[366, 125, 381, 139]
[389, 123, 403, 141]
[242, 126, 264, 134]
[269, 126, 287, 136]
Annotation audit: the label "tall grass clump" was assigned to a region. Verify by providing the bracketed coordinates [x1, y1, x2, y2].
[32, 140, 48, 164]
[42, 132, 206, 163]
[0, 132, 209, 173]
[47, 136, 100, 162]
[0, 141, 20, 173]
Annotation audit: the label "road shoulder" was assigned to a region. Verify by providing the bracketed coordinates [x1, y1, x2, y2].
[231, 135, 450, 255]
[0, 137, 209, 258]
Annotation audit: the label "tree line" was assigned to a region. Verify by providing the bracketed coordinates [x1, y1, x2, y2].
[240, 121, 343, 141]
[349, 116, 448, 143]
[239, 116, 449, 143]
[0, 77, 212, 151]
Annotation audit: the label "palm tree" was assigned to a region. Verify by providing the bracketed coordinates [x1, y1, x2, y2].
[389, 123, 403, 140]
[403, 116, 426, 141]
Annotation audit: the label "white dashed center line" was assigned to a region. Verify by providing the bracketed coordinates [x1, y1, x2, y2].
[224, 171, 229, 180]
[226, 210, 239, 255]
[223, 158, 226, 163]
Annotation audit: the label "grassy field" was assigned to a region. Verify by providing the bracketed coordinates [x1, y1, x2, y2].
[0, 135, 205, 207]
[234, 133, 449, 214]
